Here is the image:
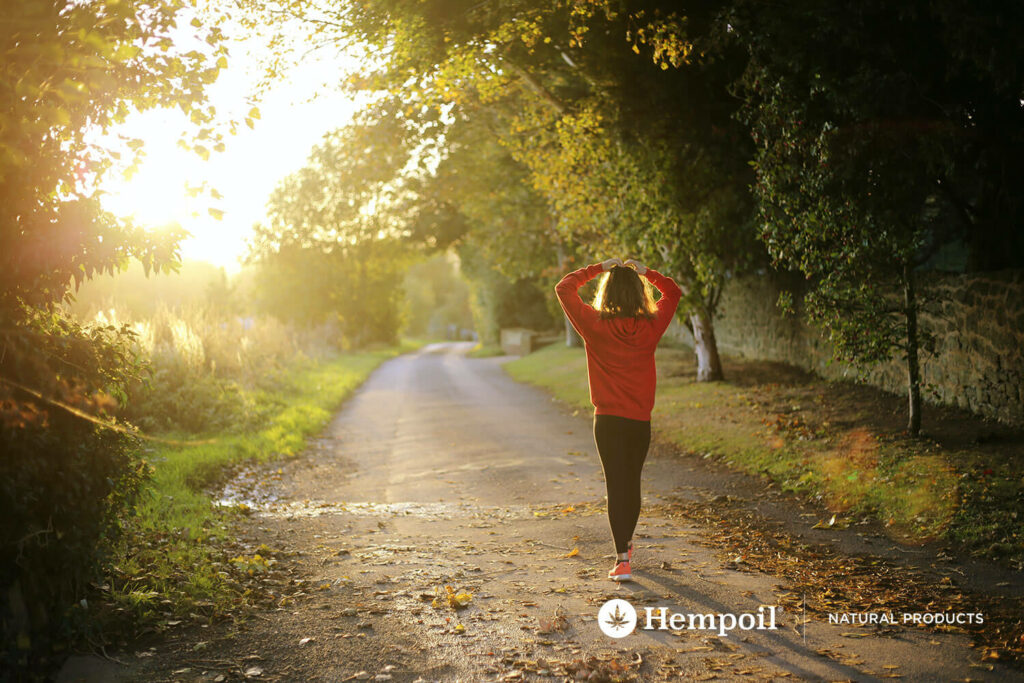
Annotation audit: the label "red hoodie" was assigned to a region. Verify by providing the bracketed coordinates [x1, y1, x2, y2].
[555, 263, 683, 422]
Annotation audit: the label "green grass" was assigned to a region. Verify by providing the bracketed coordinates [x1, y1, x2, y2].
[106, 340, 423, 623]
[467, 343, 506, 358]
[503, 344, 590, 405]
[505, 343, 1020, 563]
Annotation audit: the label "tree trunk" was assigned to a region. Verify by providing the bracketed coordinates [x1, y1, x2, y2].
[689, 309, 723, 381]
[564, 318, 582, 347]
[904, 265, 922, 436]
[555, 239, 582, 348]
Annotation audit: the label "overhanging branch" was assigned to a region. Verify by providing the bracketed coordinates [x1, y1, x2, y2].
[503, 59, 568, 115]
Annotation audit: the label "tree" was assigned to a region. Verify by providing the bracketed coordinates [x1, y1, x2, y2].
[730, 0, 1024, 435]
[245, 114, 416, 346]
[1, 0, 226, 670]
[1, 0, 227, 413]
[473, 2, 762, 378]
[415, 116, 565, 345]
[1, 0, 225, 313]
[238, 0, 763, 379]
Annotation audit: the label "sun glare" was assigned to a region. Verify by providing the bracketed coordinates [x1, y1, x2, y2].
[96, 13, 365, 274]
[100, 111, 202, 230]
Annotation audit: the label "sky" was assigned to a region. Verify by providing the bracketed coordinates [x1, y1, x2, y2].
[99, 11, 363, 275]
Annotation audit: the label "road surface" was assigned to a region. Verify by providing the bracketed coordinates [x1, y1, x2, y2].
[69, 342, 1019, 682]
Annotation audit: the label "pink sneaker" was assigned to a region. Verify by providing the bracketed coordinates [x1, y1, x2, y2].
[608, 560, 632, 582]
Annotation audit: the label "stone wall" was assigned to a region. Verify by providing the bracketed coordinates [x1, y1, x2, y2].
[666, 269, 1024, 427]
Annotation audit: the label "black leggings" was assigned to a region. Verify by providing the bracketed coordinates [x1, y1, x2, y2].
[593, 414, 652, 554]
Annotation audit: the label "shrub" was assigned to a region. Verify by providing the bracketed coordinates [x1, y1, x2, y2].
[0, 413, 147, 675]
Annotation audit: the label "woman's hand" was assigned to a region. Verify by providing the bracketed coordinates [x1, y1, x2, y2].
[624, 258, 647, 275]
[601, 257, 624, 271]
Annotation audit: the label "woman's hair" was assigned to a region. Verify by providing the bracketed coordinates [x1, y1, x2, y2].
[592, 265, 658, 320]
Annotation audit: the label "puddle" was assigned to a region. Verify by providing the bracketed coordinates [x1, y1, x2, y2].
[215, 466, 282, 509]
[213, 452, 596, 522]
[214, 437, 352, 510]
[214, 462, 537, 521]
[244, 499, 536, 520]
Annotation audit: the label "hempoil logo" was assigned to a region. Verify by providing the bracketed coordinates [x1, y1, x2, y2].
[645, 605, 779, 637]
[598, 600, 779, 638]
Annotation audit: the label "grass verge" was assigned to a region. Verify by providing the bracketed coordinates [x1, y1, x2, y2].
[504, 343, 1024, 568]
[101, 340, 422, 631]
[467, 343, 506, 358]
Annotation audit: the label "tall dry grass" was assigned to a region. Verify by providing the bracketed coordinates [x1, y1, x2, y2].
[86, 302, 343, 434]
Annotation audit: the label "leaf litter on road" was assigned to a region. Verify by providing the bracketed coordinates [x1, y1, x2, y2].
[654, 495, 1024, 668]
[537, 605, 570, 634]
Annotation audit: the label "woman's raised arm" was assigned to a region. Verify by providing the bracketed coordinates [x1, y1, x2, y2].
[555, 258, 620, 339]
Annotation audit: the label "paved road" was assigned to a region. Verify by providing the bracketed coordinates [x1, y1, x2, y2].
[92, 342, 1017, 682]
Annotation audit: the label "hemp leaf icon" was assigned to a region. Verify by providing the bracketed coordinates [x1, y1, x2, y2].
[597, 599, 636, 638]
[604, 604, 630, 631]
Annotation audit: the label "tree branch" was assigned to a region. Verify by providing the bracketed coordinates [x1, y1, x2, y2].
[502, 59, 568, 115]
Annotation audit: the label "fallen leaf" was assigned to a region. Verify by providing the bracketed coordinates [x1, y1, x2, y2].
[812, 515, 837, 530]
[431, 584, 472, 610]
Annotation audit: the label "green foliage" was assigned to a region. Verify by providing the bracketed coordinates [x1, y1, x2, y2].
[457, 241, 557, 345]
[129, 372, 264, 435]
[247, 241, 408, 348]
[724, 0, 1024, 431]
[0, 293, 154, 675]
[72, 300, 340, 435]
[495, 11, 760, 319]
[404, 112, 565, 343]
[246, 118, 416, 347]
[425, 116, 559, 280]
[733, 0, 1024, 290]
[1, 0, 225, 312]
[736, 4, 946, 361]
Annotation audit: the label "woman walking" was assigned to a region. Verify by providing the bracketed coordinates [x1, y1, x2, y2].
[555, 257, 682, 581]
